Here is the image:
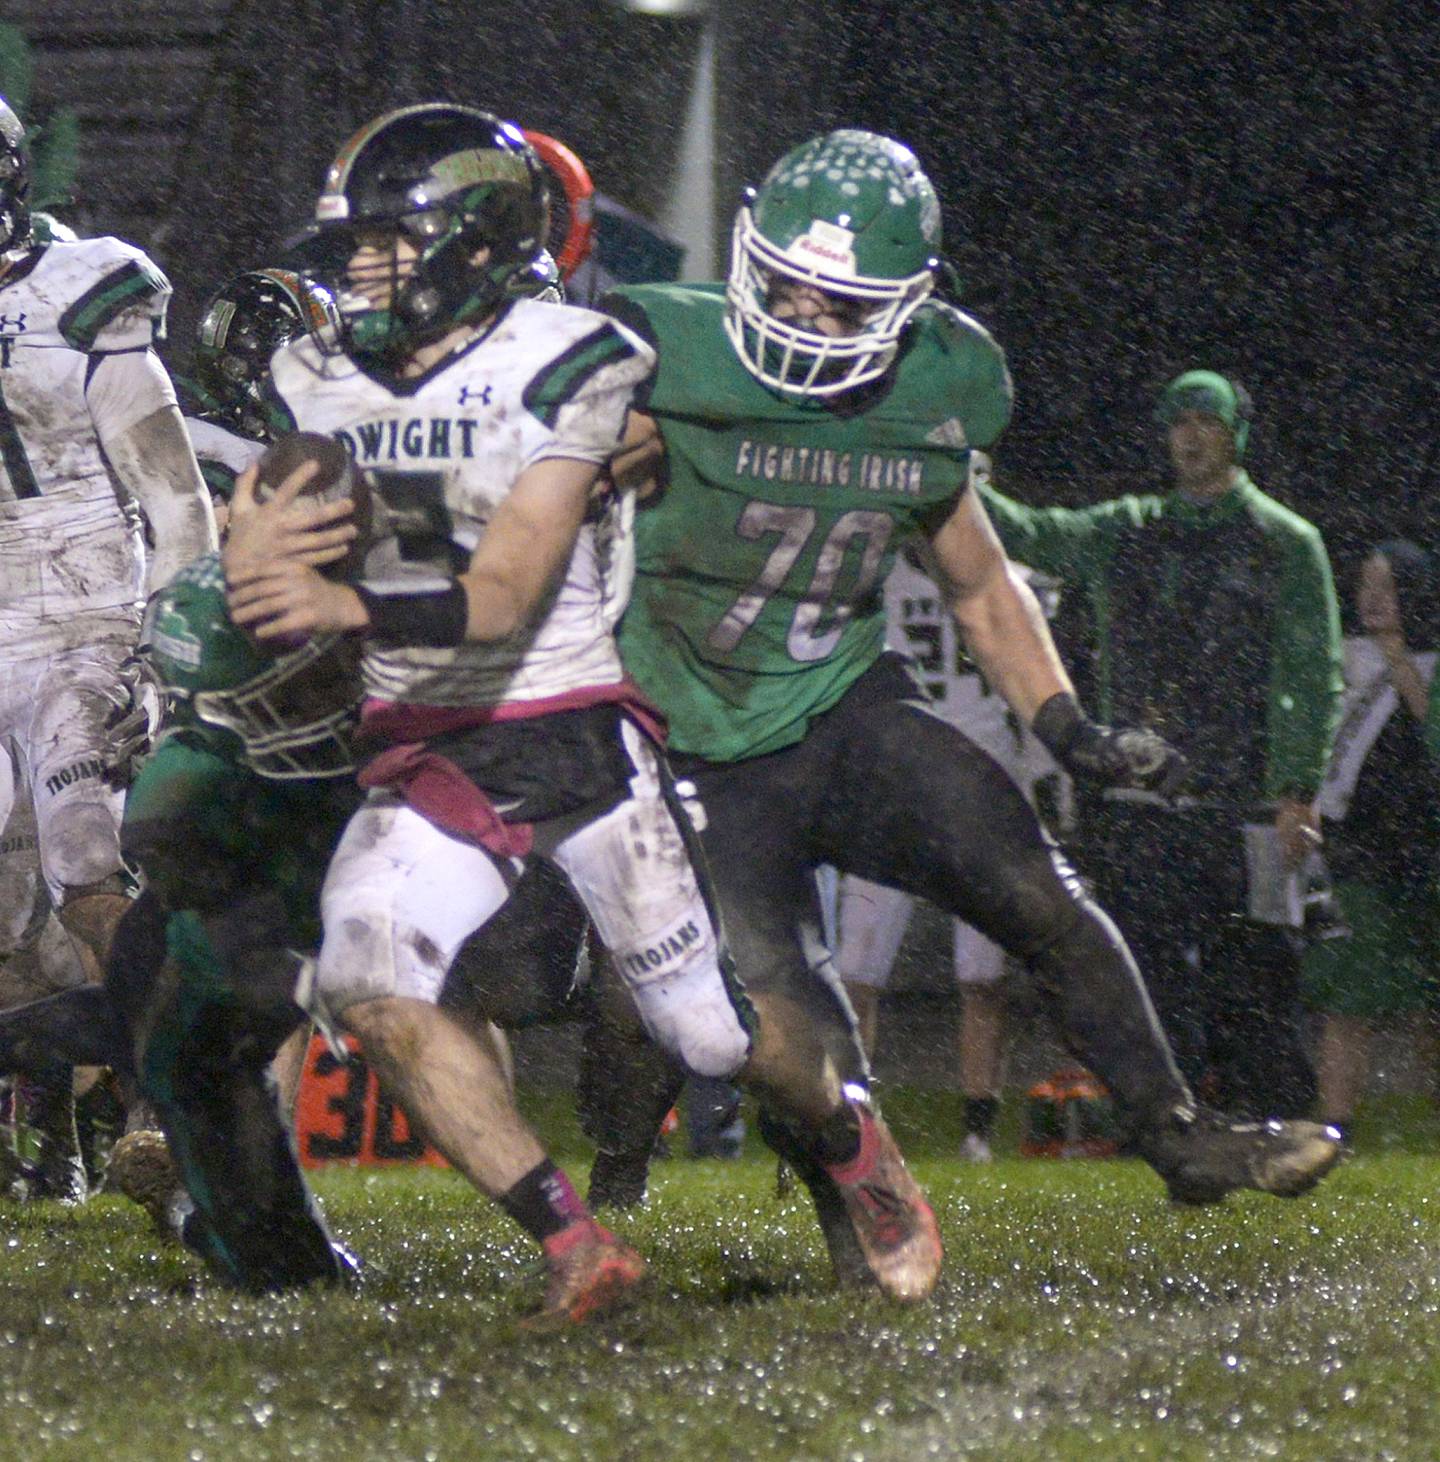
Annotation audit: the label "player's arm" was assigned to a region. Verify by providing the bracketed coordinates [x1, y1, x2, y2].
[227, 455, 599, 646]
[924, 484, 1186, 794]
[921, 486, 1073, 724]
[608, 409, 665, 500]
[90, 353, 217, 591]
[1357, 549, 1429, 723]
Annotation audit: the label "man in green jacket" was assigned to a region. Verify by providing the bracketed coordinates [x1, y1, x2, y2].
[982, 371, 1343, 1116]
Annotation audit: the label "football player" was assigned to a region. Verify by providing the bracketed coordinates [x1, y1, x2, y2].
[217, 104, 682, 1323]
[229, 102, 953, 1313]
[0, 523, 591, 1292]
[180, 267, 342, 516]
[594, 128, 1342, 1232]
[0, 247, 298, 1195]
[0, 97, 215, 1199]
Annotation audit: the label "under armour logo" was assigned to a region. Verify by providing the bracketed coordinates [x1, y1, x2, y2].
[457, 384, 492, 407]
[0, 313, 27, 333]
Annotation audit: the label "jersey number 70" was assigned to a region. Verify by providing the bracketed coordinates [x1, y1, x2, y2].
[706, 500, 893, 663]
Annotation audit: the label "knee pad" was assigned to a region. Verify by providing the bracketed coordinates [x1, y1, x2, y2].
[624, 954, 752, 1080]
[43, 804, 124, 895]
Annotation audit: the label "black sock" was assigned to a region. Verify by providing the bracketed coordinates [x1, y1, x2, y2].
[964, 1096, 1000, 1138]
[497, 1160, 589, 1244]
[812, 1102, 862, 1167]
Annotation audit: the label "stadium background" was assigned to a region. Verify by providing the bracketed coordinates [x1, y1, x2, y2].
[4, 0, 1435, 1086]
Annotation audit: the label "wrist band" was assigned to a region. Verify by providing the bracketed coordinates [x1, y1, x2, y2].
[1031, 691, 1084, 760]
[356, 582, 469, 647]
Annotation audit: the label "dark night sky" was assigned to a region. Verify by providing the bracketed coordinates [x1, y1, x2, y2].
[13, 0, 1438, 598]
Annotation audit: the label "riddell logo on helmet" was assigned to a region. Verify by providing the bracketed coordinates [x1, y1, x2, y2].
[789, 220, 857, 274]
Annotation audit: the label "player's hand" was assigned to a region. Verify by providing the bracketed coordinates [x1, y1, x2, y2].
[1276, 797, 1322, 869]
[1357, 551, 1403, 642]
[1032, 692, 1189, 797]
[223, 460, 358, 580]
[226, 558, 368, 642]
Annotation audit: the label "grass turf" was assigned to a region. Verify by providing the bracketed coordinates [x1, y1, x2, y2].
[1, 1093, 1438, 1460]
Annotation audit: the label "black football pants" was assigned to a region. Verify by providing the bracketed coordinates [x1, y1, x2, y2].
[672, 655, 1192, 1133]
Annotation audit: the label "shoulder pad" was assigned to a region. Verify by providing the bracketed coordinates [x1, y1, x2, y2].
[914, 299, 1006, 363]
[904, 301, 1014, 450]
[521, 309, 654, 429]
[55, 237, 172, 352]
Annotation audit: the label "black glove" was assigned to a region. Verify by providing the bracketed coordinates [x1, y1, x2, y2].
[1031, 692, 1188, 797]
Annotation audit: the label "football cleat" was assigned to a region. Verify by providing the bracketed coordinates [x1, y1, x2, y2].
[520, 1219, 646, 1331]
[1140, 1107, 1343, 1205]
[822, 1102, 942, 1303]
[107, 1128, 185, 1241]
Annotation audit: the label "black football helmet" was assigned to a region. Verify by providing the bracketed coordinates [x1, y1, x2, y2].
[194, 268, 340, 440]
[0, 97, 31, 254]
[293, 103, 549, 361]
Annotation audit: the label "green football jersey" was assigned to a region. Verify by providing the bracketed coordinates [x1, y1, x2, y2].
[609, 283, 1012, 761]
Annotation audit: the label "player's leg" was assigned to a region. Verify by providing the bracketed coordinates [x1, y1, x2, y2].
[1205, 921, 1316, 1119]
[27, 647, 136, 973]
[0, 740, 95, 1201]
[577, 948, 688, 1209]
[953, 920, 1008, 1161]
[1080, 804, 1220, 1094]
[440, 855, 590, 1029]
[820, 686, 1340, 1203]
[831, 873, 914, 1061]
[108, 746, 351, 1287]
[316, 794, 642, 1323]
[125, 900, 351, 1291]
[552, 723, 939, 1302]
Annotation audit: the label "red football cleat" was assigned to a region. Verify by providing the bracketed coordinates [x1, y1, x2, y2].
[521, 1219, 646, 1331]
[823, 1103, 943, 1303]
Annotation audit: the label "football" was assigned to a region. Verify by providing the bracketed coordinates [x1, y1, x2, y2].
[254, 430, 372, 580]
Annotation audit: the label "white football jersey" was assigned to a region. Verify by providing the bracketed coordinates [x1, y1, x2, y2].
[270, 298, 655, 707]
[0, 237, 174, 653]
[885, 552, 1059, 791]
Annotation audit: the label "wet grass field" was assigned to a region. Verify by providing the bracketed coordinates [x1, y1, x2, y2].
[2, 1093, 1439, 1460]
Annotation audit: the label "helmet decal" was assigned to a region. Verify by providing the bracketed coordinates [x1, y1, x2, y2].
[427, 146, 533, 196]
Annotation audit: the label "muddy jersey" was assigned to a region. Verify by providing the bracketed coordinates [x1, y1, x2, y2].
[605, 283, 1012, 761]
[0, 237, 174, 654]
[269, 298, 654, 707]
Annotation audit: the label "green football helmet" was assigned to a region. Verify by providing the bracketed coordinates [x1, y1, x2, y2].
[147, 555, 360, 780]
[725, 129, 941, 397]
